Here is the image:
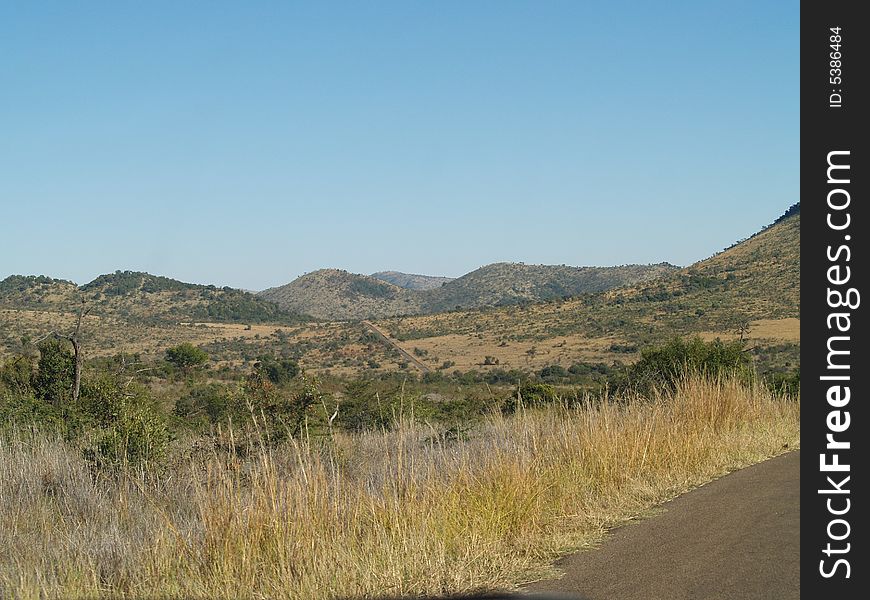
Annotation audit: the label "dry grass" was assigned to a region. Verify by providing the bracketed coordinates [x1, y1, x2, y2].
[698, 317, 801, 344]
[0, 377, 799, 599]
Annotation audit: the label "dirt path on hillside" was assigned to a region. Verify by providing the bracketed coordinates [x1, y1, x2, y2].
[524, 450, 800, 600]
[362, 320, 431, 373]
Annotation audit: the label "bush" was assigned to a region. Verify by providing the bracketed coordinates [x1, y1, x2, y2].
[502, 382, 558, 414]
[33, 339, 75, 405]
[765, 371, 800, 397]
[174, 383, 233, 426]
[538, 365, 567, 381]
[81, 375, 170, 471]
[336, 380, 395, 432]
[236, 371, 322, 441]
[0, 390, 64, 431]
[165, 343, 209, 372]
[253, 356, 299, 386]
[0, 355, 36, 396]
[629, 337, 751, 392]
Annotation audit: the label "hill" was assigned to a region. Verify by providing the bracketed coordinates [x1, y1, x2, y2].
[1, 205, 799, 377]
[259, 269, 420, 320]
[260, 263, 678, 320]
[422, 262, 678, 313]
[372, 205, 800, 374]
[0, 271, 304, 326]
[371, 271, 454, 290]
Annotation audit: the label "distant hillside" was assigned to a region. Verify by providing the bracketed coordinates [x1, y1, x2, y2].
[0, 275, 79, 307]
[259, 263, 679, 320]
[259, 270, 420, 320]
[0, 270, 305, 325]
[678, 203, 799, 317]
[371, 271, 454, 290]
[422, 263, 678, 313]
[600, 203, 800, 326]
[373, 204, 800, 375]
[1, 205, 800, 374]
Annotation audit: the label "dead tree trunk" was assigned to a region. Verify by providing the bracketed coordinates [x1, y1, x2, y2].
[69, 297, 90, 405]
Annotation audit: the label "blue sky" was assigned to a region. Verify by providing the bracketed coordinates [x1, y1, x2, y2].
[1, 1, 798, 291]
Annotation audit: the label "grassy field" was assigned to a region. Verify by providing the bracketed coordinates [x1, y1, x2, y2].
[0, 375, 799, 599]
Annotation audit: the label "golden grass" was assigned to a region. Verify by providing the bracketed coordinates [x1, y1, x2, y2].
[698, 318, 801, 344]
[392, 332, 624, 372]
[0, 376, 799, 599]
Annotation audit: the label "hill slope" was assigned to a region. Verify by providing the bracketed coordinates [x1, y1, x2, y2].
[373, 205, 800, 373]
[423, 262, 678, 313]
[0, 271, 305, 325]
[259, 270, 420, 320]
[260, 263, 679, 320]
[371, 271, 455, 291]
[0, 205, 799, 375]
[616, 203, 800, 320]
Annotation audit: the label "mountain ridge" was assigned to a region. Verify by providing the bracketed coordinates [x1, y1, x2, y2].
[3, 204, 799, 326]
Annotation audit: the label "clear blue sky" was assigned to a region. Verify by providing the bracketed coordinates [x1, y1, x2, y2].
[1, 1, 798, 291]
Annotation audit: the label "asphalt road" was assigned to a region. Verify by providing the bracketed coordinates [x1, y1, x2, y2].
[525, 451, 800, 600]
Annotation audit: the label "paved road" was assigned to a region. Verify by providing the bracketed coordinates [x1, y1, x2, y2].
[525, 451, 800, 600]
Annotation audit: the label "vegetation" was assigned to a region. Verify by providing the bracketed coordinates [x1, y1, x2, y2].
[0, 205, 801, 597]
[0, 374, 798, 598]
[627, 336, 751, 392]
[165, 342, 210, 372]
[1, 210, 799, 383]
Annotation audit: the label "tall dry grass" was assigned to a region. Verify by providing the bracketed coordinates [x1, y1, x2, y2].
[0, 376, 798, 599]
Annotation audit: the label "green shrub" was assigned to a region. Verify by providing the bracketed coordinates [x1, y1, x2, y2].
[502, 382, 558, 414]
[33, 339, 75, 405]
[336, 380, 395, 432]
[87, 405, 170, 472]
[254, 356, 300, 386]
[233, 371, 323, 441]
[81, 375, 170, 471]
[0, 355, 36, 396]
[165, 343, 209, 373]
[174, 383, 233, 426]
[765, 370, 800, 397]
[0, 390, 64, 431]
[538, 365, 567, 381]
[629, 336, 751, 392]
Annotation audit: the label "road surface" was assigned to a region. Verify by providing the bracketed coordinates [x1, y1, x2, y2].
[525, 450, 800, 600]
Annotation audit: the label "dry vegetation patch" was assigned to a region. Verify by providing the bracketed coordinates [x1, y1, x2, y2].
[1, 377, 799, 599]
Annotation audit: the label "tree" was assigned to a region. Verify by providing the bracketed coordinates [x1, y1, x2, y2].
[33, 338, 75, 405]
[165, 343, 209, 373]
[30, 296, 91, 405]
[69, 297, 91, 404]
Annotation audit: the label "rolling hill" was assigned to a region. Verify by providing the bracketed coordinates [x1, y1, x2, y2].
[421, 262, 678, 314]
[0, 271, 305, 326]
[260, 263, 678, 320]
[372, 204, 800, 374]
[258, 270, 419, 321]
[1, 204, 799, 376]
